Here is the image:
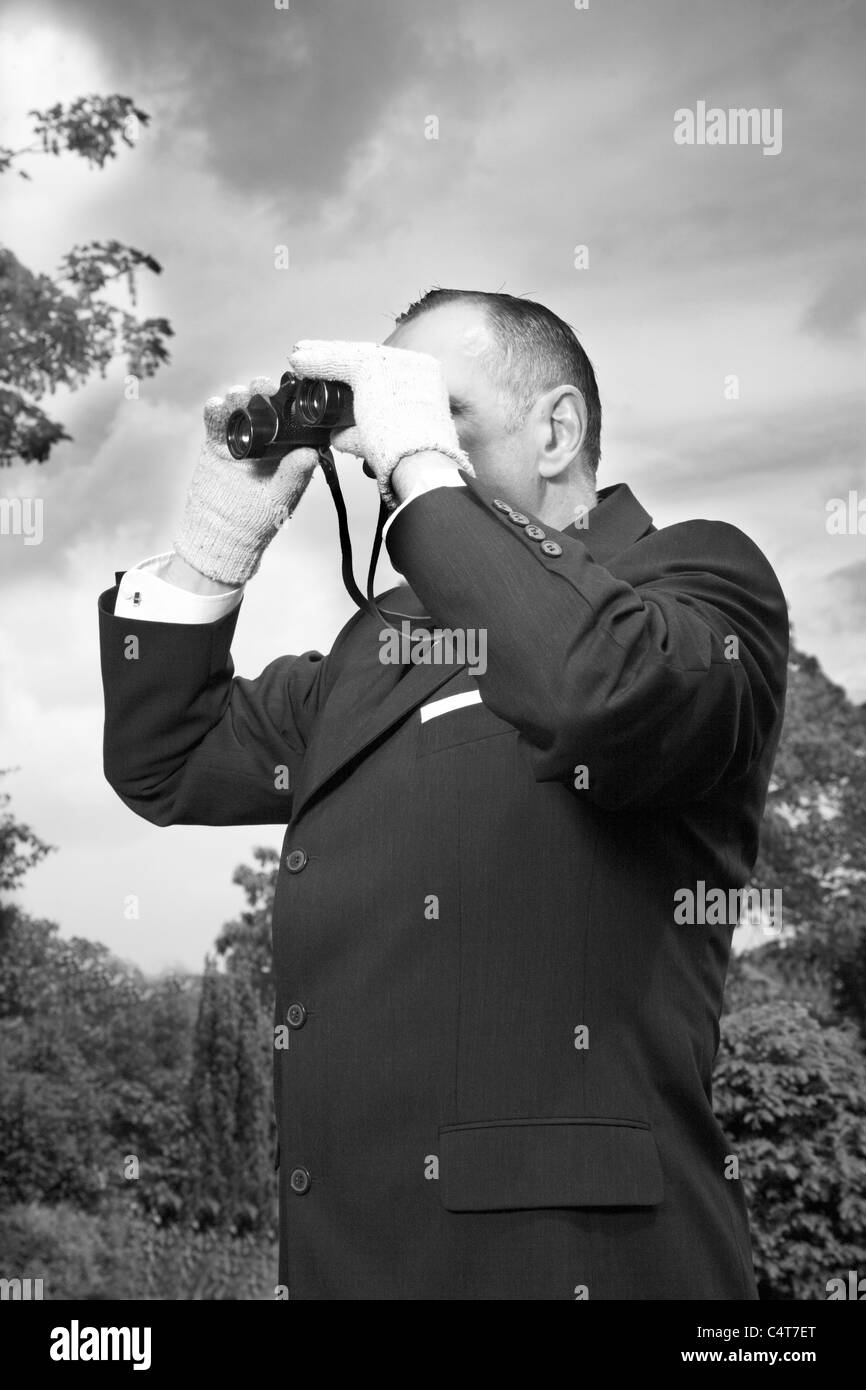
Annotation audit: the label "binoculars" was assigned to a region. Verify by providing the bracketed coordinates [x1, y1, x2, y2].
[225, 373, 354, 462]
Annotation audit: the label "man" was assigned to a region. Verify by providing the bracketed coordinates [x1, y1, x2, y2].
[98, 289, 789, 1300]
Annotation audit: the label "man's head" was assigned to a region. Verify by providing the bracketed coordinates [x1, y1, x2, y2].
[385, 289, 601, 526]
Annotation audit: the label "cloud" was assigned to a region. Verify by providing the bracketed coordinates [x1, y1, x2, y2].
[825, 557, 866, 628]
[801, 260, 866, 343]
[3, 0, 864, 970]
[28, 0, 491, 210]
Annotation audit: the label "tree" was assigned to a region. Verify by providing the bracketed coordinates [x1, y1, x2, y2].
[231, 971, 274, 1232]
[214, 848, 280, 1010]
[0, 95, 173, 465]
[187, 959, 274, 1233]
[746, 642, 866, 1029]
[188, 960, 235, 1221]
[0, 773, 195, 1216]
[0, 768, 54, 891]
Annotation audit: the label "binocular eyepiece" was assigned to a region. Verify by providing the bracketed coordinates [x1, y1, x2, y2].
[226, 372, 354, 461]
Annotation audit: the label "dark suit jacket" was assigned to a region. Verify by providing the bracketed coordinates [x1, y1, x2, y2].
[98, 477, 789, 1300]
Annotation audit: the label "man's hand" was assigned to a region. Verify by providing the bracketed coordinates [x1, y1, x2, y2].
[173, 377, 319, 585]
[286, 341, 474, 509]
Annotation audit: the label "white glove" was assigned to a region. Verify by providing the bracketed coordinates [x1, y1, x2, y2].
[286, 341, 474, 509]
[173, 377, 319, 585]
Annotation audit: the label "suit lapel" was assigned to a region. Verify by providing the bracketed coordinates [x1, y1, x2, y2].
[291, 480, 655, 820]
[291, 589, 470, 819]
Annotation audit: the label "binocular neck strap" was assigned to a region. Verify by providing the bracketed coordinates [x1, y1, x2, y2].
[317, 447, 431, 631]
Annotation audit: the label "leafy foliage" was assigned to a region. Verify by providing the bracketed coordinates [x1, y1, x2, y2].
[214, 848, 280, 1009]
[0, 1201, 277, 1300]
[749, 643, 866, 1028]
[0, 95, 172, 465]
[0, 907, 197, 1214]
[187, 959, 274, 1233]
[0, 771, 54, 891]
[0, 96, 150, 177]
[715, 1000, 866, 1300]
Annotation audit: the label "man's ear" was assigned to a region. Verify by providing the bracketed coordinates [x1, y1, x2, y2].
[535, 386, 587, 479]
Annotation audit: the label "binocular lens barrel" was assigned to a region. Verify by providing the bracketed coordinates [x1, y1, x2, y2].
[294, 379, 353, 428]
[225, 401, 278, 459]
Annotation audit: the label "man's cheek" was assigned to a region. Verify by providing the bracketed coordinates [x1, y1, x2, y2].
[460, 430, 491, 471]
[469, 445, 511, 489]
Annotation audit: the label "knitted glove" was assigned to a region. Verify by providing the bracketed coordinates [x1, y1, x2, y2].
[173, 377, 319, 585]
[286, 341, 474, 510]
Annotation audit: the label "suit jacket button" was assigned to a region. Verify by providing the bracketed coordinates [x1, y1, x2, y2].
[290, 1166, 311, 1195]
[541, 540, 563, 556]
[525, 525, 546, 540]
[509, 512, 530, 526]
[286, 849, 308, 873]
[287, 1003, 307, 1029]
[492, 498, 513, 513]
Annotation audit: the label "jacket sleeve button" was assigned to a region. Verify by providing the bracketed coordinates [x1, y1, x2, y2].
[525, 525, 546, 540]
[540, 540, 563, 556]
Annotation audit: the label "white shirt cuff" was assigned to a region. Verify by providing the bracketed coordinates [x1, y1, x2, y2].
[113, 552, 245, 624]
[382, 468, 467, 539]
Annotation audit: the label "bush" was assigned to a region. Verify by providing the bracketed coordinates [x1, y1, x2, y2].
[714, 999, 866, 1299]
[0, 1200, 278, 1300]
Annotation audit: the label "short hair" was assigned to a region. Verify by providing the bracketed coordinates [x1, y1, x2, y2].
[394, 288, 602, 472]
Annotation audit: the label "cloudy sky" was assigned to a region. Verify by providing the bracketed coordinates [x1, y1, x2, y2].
[1, 0, 863, 974]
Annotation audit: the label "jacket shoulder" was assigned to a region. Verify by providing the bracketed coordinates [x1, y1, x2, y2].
[627, 516, 786, 598]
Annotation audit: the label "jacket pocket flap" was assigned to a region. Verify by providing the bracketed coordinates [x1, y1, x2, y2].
[438, 1117, 664, 1212]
